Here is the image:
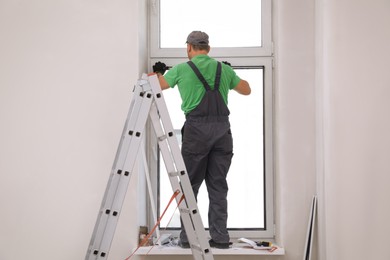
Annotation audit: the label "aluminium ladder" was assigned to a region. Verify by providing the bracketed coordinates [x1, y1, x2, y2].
[86, 74, 214, 260]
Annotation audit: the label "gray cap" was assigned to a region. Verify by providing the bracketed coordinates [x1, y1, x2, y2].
[186, 31, 209, 45]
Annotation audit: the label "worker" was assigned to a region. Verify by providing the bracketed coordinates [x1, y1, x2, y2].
[152, 31, 251, 249]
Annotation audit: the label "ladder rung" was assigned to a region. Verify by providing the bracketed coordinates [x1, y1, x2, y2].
[179, 208, 191, 214]
[168, 171, 179, 177]
[189, 244, 212, 255]
[158, 135, 167, 141]
[180, 207, 198, 215]
[157, 131, 174, 141]
[190, 243, 202, 252]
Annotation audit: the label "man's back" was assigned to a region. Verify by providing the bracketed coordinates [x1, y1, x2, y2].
[163, 55, 241, 114]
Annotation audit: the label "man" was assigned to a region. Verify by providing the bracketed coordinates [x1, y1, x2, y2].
[153, 31, 251, 249]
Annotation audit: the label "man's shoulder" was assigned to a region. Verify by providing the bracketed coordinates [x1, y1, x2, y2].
[166, 62, 187, 74]
[169, 61, 195, 74]
[172, 61, 191, 70]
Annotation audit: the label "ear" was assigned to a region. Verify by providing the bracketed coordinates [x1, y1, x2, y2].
[187, 44, 192, 52]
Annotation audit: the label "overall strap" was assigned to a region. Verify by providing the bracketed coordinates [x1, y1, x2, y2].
[214, 61, 222, 90]
[187, 61, 222, 91]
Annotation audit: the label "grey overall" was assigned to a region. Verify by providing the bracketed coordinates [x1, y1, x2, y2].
[180, 61, 233, 244]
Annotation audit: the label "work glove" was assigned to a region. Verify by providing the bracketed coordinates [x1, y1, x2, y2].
[153, 61, 168, 75]
[222, 61, 232, 67]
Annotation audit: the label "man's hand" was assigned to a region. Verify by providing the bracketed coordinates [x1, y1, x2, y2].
[222, 61, 232, 67]
[153, 61, 168, 75]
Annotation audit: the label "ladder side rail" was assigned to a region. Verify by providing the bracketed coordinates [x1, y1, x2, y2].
[148, 103, 209, 260]
[148, 75, 214, 260]
[86, 83, 152, 259]
[96, 86, 155, 259]
[154, 107, 214, 260]
[104, 86, 148, 211]
[111, 85, 139, 171]
[148, 104, 193, 233]
[148, 104, 178, 177]
[87, 85, 144, 259]
[151, 91, 212, 251]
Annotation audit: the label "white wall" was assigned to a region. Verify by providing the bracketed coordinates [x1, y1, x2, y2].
[274, 0, 317, 259]
[0, 0, 145, 259]
[0, 0, 317, 259]
[317, 0, 390, 259]
[3, 1, 389, 260]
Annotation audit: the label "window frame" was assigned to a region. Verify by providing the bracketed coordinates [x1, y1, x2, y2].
[147, 0, 274, 240]
[149, 0, 273, 58]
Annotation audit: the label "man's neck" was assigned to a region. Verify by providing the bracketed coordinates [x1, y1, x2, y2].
[190, 51, 208, 59]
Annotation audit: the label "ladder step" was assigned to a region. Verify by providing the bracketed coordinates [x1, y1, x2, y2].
[158, 135, 167, 141]
[179, 207, 199, 215]
[190, 244, 202, 252]
[168, 171, 179, 177]
[157, 131, 174, 141]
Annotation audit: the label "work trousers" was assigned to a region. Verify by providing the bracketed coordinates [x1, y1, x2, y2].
[180, 118, 233, 244]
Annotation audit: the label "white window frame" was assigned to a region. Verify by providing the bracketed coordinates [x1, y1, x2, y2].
[149, 0, 273, 58]
[146, 0, 274, 240]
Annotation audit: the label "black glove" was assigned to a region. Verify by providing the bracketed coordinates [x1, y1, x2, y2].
[222, 61, 231, 67]
[153, 61, 168, 75]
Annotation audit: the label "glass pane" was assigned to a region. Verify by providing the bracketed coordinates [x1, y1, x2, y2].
[159, 68, 264, 229]
[160, 0, 262, 48]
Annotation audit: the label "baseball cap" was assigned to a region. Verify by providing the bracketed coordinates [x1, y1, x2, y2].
[186, 31, 209, 45]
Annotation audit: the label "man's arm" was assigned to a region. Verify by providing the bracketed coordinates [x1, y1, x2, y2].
[157, 73, 170, 90]
[234, 79, 251, 95]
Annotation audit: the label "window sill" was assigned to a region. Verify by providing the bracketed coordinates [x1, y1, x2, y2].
[134, 245, 285, 256]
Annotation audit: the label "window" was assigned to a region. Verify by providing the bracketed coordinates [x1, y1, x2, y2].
[147, 0, 274, 239]
[150, 0, 272, 57]
[159, 0, 262, 48]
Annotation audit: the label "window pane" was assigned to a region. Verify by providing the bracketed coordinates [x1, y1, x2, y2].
[159, 68, 264, 229]
[160, 0, 262, 48]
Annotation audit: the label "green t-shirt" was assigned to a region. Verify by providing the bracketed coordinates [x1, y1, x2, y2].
[164, 55, 241, 114]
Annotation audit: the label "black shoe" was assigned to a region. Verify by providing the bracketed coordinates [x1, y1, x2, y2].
[209, 239, 231, 249]
[179, 240, 190, 248]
